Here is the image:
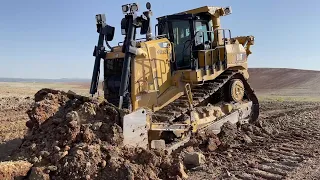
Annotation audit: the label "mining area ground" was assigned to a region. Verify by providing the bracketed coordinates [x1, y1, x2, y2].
[0, 82, 90, 152]
[1, 68, 320, 180]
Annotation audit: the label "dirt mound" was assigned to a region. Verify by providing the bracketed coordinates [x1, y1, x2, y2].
[4, 89, 185, 180]
[2, 88, 269, 180]
[0, 160, 32, 180]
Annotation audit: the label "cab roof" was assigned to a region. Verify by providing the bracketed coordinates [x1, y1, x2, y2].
[157, 6, 225, 20]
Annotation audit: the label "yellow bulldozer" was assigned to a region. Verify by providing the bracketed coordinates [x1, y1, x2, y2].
[89, 2, 259, 152]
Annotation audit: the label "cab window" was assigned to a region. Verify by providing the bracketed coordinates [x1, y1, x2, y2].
[171, 20, 191, 69]
[194, 21, 211, 45]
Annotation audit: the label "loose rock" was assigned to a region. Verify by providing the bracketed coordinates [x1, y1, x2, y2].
[47, 165, 58, 172]
[178, 162, 189, 179]
[207, 137, 221, 152]
[183, 152, 206, 167]
[242, 134, 253, 144]
[39, 151, 50, 157]
[28, 167, 50, 180]
[92, 122, 103, 130]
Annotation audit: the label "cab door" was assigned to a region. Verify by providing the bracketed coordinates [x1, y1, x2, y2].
[158, 14, 195, 71]
[169, 20, 193, 70]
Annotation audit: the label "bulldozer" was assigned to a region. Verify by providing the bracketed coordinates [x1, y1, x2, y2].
[89, 2, 259, 152]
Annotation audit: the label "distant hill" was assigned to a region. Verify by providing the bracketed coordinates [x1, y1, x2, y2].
[2, 68, 320, 97]
[248, 68, 320, 96]
[248, 68, 320, 90]
[0, 78, 90, 83]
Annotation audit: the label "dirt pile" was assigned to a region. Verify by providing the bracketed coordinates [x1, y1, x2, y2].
[3, 89, 185, 180]
[4, 88, 315, 180]
[0, 160, 32, 180]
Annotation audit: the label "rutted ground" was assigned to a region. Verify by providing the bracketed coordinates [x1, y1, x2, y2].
[188, 101, 320, 179]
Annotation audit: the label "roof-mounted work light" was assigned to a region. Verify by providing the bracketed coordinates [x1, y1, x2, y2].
[122, 3, 139, 14]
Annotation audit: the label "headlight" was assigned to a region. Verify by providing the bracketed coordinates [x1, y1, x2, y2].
[223, 6, 232, 15]
[122, 3, 139, 14]
[95, 14, 106, 24]
[130, 3, 139, 12]
[122, 5, 129, 13]
[146, 2, 151, 10]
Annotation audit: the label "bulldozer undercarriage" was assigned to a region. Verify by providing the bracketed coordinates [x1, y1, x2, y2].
[122, 69, 259, 153]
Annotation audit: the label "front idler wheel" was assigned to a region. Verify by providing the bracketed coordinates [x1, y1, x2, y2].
[228, 79, 245, 102]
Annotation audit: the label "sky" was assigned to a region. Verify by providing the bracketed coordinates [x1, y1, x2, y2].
[0, 0, 319, 79]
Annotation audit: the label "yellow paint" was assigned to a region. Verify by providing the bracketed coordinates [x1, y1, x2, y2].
[105, 46, 125, 59]
[131, 38, 178, 111]
[146, 101, 253, 143]
[103, 5, 254, 117]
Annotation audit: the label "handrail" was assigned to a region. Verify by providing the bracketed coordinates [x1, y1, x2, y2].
[211, 27, 232, 40]
[155, 34, 168, 39]
[170, 42, 176, 63]
[154, 24, 158, 37]
[191, 28, 232, 71]
[117, 34, 167, 46]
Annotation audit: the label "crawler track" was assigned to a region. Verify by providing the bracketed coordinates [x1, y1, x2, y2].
[151, 69, 259, 123]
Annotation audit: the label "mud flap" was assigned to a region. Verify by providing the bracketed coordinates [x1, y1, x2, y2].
[123, 108, 149, 149]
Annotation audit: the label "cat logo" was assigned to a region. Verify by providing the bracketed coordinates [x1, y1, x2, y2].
[157, 49, 167, 54]
[158, 42, 168, 48]
[236, 53, 247, 64]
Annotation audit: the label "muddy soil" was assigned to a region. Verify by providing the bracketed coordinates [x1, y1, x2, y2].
[2, 89, 186, 180]
[1, 88, 320, 180]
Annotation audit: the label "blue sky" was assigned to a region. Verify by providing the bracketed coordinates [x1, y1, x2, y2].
[0, 0, 319, 79]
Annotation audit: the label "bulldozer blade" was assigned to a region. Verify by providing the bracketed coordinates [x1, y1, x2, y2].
[201, 101, 253, 134]
[122, 108, 149, 149]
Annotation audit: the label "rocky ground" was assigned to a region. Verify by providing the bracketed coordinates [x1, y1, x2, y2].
[1, 88, 320, 179]
[188, 101, 320, 180]
[0, 96, 33, 160]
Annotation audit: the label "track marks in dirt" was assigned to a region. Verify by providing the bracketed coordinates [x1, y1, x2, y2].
[234, 137, 317, 180]
[187, 101, 320, 180]
[230, 102, 320, 180]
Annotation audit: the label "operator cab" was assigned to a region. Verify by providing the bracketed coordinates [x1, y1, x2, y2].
[157, 13, 213, 71]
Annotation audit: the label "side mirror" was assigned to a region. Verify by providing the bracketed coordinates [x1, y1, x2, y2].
[140, 11, 151, 35]
[104, 25, 115, 41]
[140, 19, 150, 35]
